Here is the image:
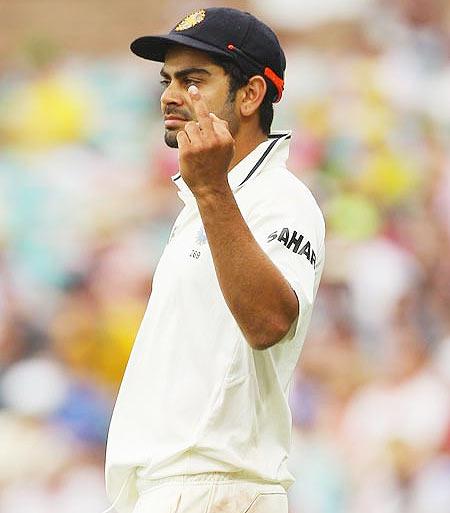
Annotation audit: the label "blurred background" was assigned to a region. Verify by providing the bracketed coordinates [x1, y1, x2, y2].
[0, 1, 449, 512]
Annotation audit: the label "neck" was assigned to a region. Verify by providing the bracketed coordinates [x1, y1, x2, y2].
[228, 128, 268, 172]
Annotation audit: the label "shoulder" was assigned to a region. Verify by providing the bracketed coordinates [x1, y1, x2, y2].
[271, 166, 323, 214]
[241, 164, 325, 243]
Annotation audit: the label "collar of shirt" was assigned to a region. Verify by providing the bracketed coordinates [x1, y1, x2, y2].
[171, 130, 292, 205]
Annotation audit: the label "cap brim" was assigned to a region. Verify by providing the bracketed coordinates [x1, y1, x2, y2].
[130, 34, 231, 63]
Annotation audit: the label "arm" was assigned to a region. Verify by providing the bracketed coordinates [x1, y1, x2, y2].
[196, 186, 299, 350]
[176, 86, 298, 350]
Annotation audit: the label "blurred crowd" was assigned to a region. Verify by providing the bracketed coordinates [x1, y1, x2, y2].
[0, 1, 449, 512]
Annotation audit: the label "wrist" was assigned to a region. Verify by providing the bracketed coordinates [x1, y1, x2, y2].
[192, 181, 232, 203]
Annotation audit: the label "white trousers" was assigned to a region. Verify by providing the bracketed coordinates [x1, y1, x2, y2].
[133, 472, 288, 513]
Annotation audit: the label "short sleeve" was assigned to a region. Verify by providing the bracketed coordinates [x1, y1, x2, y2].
[247, 191, 325, 342]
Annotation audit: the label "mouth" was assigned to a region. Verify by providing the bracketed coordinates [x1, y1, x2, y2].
[164, 116, 189, 129]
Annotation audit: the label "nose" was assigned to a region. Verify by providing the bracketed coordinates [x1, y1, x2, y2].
[160, 82, 184, 112]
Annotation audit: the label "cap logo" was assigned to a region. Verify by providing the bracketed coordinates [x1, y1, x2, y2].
[175, 9, 206, 31]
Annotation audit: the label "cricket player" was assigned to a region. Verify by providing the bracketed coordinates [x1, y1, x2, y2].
[104, 7, 325, 513]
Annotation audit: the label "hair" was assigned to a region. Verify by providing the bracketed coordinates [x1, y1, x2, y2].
[210, 54, 274, 136]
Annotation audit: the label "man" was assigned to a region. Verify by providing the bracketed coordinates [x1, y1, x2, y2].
[104, 7, 325, 513]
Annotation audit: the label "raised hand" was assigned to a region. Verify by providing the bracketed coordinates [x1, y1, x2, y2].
[176, 85, 235, 198]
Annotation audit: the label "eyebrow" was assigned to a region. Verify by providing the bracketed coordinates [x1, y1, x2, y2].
[160, 67, 212, 80]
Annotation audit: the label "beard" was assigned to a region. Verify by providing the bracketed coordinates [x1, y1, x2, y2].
[163, 96, 239, 149]
[164, 129, 180, 148]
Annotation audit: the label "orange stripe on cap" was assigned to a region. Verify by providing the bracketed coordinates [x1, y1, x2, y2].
[264, 67, 284, 103]
[227, 43, 284, 103]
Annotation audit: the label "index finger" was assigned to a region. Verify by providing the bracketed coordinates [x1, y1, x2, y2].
[188, 85, 213, 132]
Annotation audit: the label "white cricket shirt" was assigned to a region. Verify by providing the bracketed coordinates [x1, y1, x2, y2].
[105, 131, 325, 513]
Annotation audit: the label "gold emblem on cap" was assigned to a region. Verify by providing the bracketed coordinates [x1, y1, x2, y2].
[175, 9, 206, 31]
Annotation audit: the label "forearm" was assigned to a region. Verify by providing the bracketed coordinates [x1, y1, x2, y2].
[196, 185, 299, 350]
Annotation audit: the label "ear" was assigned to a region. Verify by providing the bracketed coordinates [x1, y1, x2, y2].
[239, 76, 267, 118]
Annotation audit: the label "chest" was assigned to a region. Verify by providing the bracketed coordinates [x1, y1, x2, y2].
[153, 206, 215, 292]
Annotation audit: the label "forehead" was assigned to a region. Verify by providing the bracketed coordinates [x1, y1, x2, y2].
[162, 45, 221, 72]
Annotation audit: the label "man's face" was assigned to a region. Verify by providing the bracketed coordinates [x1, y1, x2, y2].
[160, 46, 240, 148]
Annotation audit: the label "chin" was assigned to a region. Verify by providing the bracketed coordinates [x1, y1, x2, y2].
[164, 129, 179, 148]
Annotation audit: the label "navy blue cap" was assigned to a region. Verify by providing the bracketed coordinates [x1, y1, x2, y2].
[130, 7, 286, 103]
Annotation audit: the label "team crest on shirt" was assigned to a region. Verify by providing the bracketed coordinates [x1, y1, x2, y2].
[195, 225, 208, 246]
[175, 10, 206, 31]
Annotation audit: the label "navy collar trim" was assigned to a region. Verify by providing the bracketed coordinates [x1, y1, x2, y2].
[237, 133, 291, 188]
[171, 131, 291, 188]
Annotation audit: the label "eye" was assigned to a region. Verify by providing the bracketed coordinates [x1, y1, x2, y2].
[160, 79, 170, 89]
[184, 78, 200, 88]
